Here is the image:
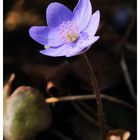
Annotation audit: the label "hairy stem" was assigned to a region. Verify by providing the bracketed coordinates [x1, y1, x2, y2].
[81, 53, 106, 140]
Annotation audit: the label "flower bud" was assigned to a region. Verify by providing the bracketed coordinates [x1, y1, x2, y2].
[4, 86, 52, 140]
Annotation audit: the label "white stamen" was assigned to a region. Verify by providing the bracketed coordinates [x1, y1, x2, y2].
[58, 21, 79, 44]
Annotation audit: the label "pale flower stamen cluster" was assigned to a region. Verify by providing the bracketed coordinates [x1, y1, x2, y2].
[58, 21, 79, 44]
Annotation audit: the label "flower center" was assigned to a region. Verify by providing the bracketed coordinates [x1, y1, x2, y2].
[58, 21, 79, 44]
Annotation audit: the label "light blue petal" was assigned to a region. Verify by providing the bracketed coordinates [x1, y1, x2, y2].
[40, 44, 69, 57]
[83, 10, 100, 36]
[46, 2, 73, 27]
[29, 26, 64, 47]
[66, 36, 99, 57]
[76, 45, 92, 55]
[72, 0, 92, 31]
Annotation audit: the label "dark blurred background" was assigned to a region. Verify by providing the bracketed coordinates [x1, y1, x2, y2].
[3, 0, 137, 139]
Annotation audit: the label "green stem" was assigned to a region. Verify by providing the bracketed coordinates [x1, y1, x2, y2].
[81, 53, 106, 140]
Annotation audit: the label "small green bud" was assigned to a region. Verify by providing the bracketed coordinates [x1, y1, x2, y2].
[4, 86, 52, 140]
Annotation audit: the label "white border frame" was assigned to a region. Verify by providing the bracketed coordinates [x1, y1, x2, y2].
[137, 0, 139, 139]
[0, 0, 138, 140]
[0, 0, 3, 139]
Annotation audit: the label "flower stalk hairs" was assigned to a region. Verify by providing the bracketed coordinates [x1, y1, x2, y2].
[29, 0, 100, 57]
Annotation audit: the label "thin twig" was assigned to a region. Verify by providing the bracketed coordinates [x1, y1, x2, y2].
[45, 94, 135, 110]
[72, 101, 99, 127]
[50, 129, 73, 140]
[117, 13, 136, 51]
[125, 43, 136, 53]
[77, 100, 98, 118]
[117, 13, 136, 101]
[120, 56, 136, 101]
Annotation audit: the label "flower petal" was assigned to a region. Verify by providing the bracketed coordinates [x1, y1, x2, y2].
[72, 0, 92, 31]
[83, 10, 100, 36]
[66, 36, 99, 57]
[76, 45, 92, 55]
[29, 26, 64, 47]
[40, 44, 69, 57]
[46, 2, 73, 27]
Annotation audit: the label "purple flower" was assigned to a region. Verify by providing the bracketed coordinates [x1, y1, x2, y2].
[29, 0, 100, 57]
